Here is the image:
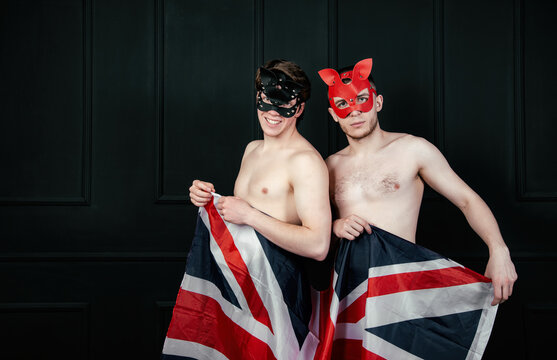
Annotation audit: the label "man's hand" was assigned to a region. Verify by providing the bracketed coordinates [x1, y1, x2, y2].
[484, 246, 518, 305]
[333, 215, 372, 240]
[189, 180, 215, 207]
[216, 196, 255, 225]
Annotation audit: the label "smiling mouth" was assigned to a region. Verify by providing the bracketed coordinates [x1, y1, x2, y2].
[266, 117, 281, 125]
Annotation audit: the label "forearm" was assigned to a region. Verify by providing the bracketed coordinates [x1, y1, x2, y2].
[246, 207, 331, 261]
[459, 194, 508, 252]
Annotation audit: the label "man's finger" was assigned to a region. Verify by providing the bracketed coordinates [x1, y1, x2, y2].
[502, 284, 510, 302]
[350, 215, 372, 234]
[346, 227, 360, 238]
[192, 180, 215, 193]
[351, 222, 364, 233]
[364, 223, 372, 234]
[492, 283, 502, 305]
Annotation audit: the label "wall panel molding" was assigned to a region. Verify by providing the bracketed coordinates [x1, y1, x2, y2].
[154, 0, 258, 204]
[0, 302, 90, 359]
[515, 0, 557, 201]
[433, 0, 445, 152]
[0, 0, 92, 206]
[0, 252, 188, 262]
[327, 0, 339, 155]
[252, 0, 264, 141]
[155, 301, 175, 353]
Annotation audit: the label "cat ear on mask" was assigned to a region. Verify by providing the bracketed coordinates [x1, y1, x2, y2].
[318, 68, 341, 87]
[352, 58, 373, 81]
[259, 67, 278, 88]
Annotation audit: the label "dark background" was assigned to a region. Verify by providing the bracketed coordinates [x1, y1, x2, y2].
[1, 0, 555, 359]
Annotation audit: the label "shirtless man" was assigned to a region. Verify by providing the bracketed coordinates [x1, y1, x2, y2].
[319, 58, 517, 305]
[189, 59, 331, 261]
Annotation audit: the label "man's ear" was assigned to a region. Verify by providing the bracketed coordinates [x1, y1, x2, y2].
[375, 94, 383, 113]
[294, 102, 305, 118]
[328, 107, 340, 123]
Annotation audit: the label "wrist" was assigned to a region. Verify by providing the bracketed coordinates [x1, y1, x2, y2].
[333, 219, 344, 237]
[244, 204, 258, 226]
[488, 243, 509, 256]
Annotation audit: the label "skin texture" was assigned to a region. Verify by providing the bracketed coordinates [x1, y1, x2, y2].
[189, 96, 331, 261]
[326, 87, 517, 305]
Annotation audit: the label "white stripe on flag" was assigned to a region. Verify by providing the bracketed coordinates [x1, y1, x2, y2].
[180, 274, 273, 342]
[364, 282, 494, 329]
[200, 194, 301, 360]
[198, 208, 253, 322]
[466, 304, 498, 360]
[369, 258, 462, 278]
[362, 332, 423, 360]
[333, 319, 423, 360]
[162, 337, 229, 360]
[337, 274, 366, 314]
[221, 220, 300, 360]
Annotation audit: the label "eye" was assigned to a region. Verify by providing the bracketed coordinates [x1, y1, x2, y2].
[335, 99, 348, 109]
[356, 96, 369, 104]
[279, 98, 297, 108]
[261, 94, 272, 104]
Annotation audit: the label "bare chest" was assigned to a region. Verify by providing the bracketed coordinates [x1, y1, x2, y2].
[234, 154, 294, 211]
[331, 156, 419, 206]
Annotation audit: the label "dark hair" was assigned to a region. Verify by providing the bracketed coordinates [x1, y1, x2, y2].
[255, 59, 311, 102]
[338, 65, 377, 90]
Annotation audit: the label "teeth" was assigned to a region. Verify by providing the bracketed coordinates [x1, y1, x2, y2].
[267, 118, 280, 125]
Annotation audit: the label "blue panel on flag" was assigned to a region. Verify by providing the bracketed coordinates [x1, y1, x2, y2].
[335, 226, 445, 299]
[366, 309, 483, 360]
[184, 215, 240, 308]
[255, 231, 311, 347]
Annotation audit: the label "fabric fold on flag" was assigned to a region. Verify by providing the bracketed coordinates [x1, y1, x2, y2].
[313, 226, 498, 360]
[161, 194, 320, 360]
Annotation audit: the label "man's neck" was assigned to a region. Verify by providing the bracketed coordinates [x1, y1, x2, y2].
[346, 123, 387, 155]
[261, 125, 300, 150]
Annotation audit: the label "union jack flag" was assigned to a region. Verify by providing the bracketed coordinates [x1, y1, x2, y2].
[314, 226, 498, 360]
[162, 194, 497, 359]
[161, 194, 321, 359]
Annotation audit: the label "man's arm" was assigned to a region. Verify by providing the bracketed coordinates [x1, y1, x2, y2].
[216, 151, 332, 261]
[415, 137, 518, 305]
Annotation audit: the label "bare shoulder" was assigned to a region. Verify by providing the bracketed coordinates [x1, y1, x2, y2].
[288, 141, 328, 176]
[397, 135, 449, 171]
[325, 146, 351, 170]
[243, 140, 263, 156]
[388, 133, 437, 154]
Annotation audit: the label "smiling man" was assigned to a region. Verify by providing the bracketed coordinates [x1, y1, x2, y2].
[162, 60, 331, 359]
[190, 58, 331, 261]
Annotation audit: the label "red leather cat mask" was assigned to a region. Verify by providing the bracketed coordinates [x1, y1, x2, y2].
[318, 58, 377, 118]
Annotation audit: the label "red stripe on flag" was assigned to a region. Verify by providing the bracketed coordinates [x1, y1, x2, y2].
[367, 266, 491, 298]
[337, 266, 490, 324]
[331, 339, 386, 360]
[313, 286, 336, 360]
[337, 291, 366, 324]
[167, 288, 277, 360]
[205, 199, 274, 333]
